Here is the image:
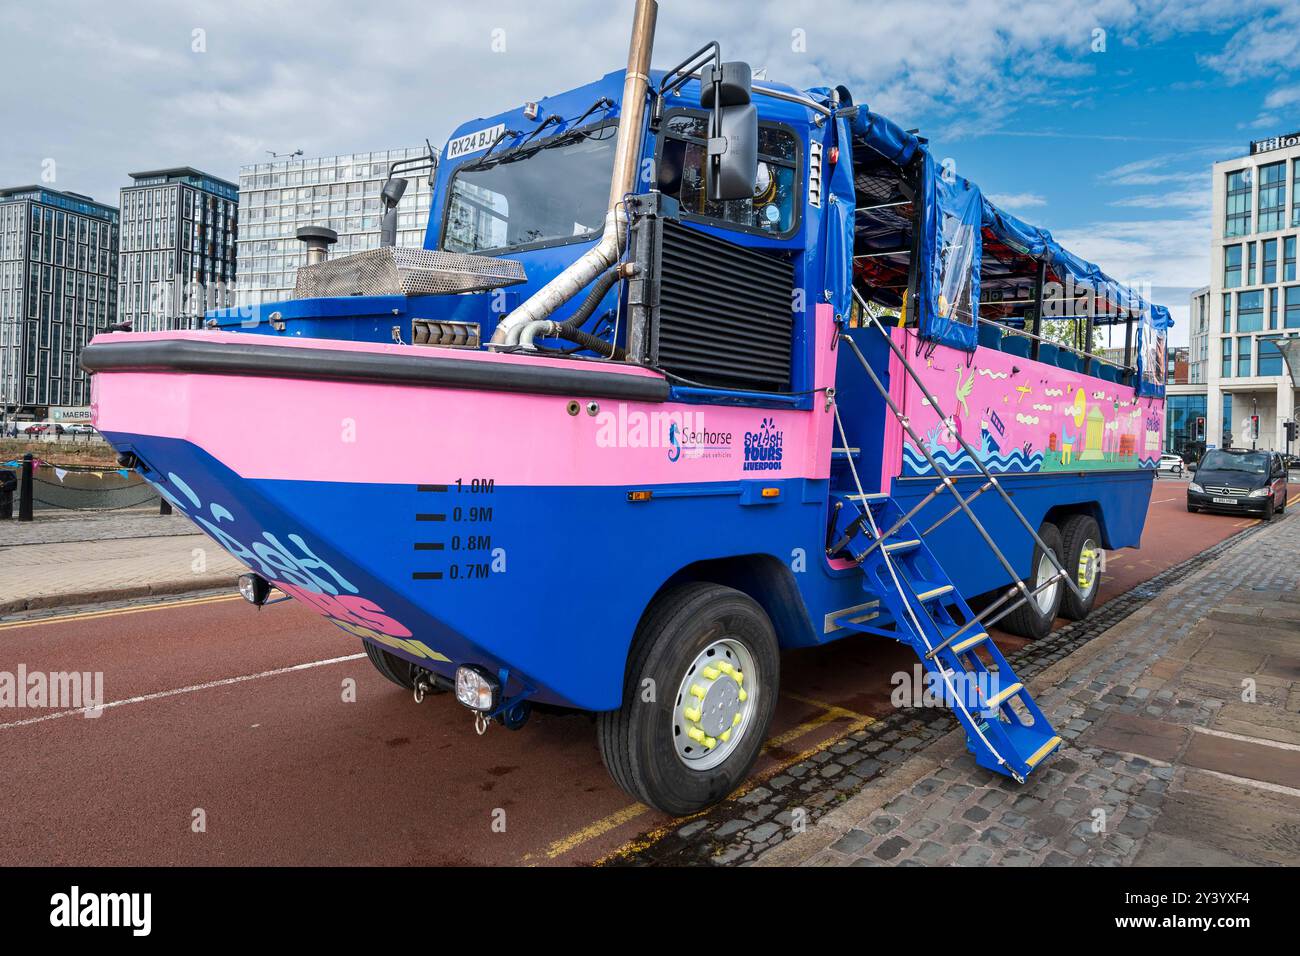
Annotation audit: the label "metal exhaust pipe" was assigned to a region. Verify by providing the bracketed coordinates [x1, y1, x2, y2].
[489, 0, 658, 348]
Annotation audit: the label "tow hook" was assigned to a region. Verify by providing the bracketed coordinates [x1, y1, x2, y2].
[413, 674, 434, 704]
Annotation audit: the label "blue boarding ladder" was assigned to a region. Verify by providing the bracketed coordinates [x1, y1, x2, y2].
[824, 294, 1082, 781]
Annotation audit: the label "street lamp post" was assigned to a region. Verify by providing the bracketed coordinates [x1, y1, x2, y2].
[1270, 333, 1300, 459]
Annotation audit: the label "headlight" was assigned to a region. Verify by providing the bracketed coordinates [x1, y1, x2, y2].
[1249, 487, 1271, 498]
[455, 666, 499, 712]
[1188, 482, 1203, 493]
[238, 572, 271, 606]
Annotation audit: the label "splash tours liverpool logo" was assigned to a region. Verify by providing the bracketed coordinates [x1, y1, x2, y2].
[743, 417, 784, 472]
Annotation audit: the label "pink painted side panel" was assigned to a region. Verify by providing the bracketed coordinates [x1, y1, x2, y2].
[801, 305, 838, 477]
[91, 311, 841, 488]
[887, 329, 1164, 477]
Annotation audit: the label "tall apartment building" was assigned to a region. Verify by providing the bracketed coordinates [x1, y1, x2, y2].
[1187, 286, 1211, 385]
[118, 168, 238, 332]
[1205, 129, 1300, 451]
[235, 147, 435, 306]
[0, 186, 118, 420]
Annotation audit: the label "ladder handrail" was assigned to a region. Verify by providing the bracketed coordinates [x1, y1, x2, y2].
[837, 332, 1043, 613]
[831, 400, 1016, 779]
[847, 289, 1087, 603]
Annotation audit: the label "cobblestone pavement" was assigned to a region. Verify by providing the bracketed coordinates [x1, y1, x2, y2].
[1, 509, 242, 613]
[753, 512, 1300, 867]
[605, 514, 1297, 866]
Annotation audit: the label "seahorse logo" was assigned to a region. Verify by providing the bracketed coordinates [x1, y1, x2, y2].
[667, 422, 682, 463]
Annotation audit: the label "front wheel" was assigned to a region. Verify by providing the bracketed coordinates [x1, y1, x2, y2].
[363, 639, 444, 694]
[597, 583, 779, 816]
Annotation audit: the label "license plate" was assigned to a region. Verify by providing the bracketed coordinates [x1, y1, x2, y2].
[1213, 497, 1237, 505]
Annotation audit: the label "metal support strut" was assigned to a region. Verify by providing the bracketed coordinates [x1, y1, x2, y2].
[848, 286, 1086, 606]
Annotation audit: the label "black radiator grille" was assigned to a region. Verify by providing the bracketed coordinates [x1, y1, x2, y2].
[653, 220, 795, 393]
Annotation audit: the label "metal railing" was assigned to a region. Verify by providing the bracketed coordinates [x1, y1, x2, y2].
[977, 317, 1132, 373]
[840, 286, 1086, 648]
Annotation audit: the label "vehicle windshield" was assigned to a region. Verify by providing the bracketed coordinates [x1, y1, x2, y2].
[1200, 450, 1269, 473]
[441, 124, 617, 255]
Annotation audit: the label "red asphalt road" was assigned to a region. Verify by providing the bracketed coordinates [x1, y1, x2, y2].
[0, 477, 1269, 866]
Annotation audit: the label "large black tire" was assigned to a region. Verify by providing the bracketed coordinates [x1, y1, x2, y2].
[597, 582, 780, 816]
[363, 639, 439, 692]
[1001, 523, 1065, 640]
[1059, 514, 1102, 621]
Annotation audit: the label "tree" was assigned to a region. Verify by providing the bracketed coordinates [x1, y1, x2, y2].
[1039, 318, 1105, 353]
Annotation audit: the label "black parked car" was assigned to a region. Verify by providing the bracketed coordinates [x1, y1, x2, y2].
[1187, 449, 1289, 520]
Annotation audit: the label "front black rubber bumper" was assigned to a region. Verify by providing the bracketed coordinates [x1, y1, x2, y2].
[1187, 490, 1272, 514]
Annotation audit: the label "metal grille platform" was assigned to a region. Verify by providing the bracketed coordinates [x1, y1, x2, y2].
[293, 246, 526, 298]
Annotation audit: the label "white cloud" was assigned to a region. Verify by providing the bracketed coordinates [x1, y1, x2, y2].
[1053, 214, 1212, 301]
[1108, 190, 1210, 210]
[987, 192, 1047, 210]
[1263, 85, 1300, 110]
[1197, 4, 1300, 82]
[0, 0, 1285, 205]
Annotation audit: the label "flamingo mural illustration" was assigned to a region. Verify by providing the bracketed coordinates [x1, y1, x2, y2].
[955, 364, 975, 418]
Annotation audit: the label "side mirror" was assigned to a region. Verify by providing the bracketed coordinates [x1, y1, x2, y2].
[701, 61, 758, 202]
[712, 102, 758, 201]
[379, 176, 409, 247]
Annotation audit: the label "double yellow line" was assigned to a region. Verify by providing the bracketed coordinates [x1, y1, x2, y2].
[525, 692, 875, 865]
[3, 593, 877, 866]
[0, 593, 239, 631]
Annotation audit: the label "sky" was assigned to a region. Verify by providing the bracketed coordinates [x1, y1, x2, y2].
[3, 0, 1298, 346]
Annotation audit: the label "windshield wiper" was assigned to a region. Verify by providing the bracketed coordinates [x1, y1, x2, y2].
[460, 98, 616, 173]
[459, 128, 523, 172]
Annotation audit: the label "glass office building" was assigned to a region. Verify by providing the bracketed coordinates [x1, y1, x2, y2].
[0, 186, 119, 420]
[118, 168, 239, 332]
[1206, 130, 1300, 450]
[1164, 391, 1208, 460]
[235, 147, 435, 307]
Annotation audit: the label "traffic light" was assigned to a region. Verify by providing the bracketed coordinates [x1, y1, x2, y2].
[1252, 415, 1260, 441]
[1196, 416, 1206, 440]
[1286, 420, 1298, 443]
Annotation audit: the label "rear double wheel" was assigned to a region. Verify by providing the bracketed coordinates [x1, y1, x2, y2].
[597, 583, 780, 816]
[1059, 514, 1102, 621]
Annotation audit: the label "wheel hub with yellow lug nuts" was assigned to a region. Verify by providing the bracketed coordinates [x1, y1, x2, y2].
[672, 638, 757, 771]
[1077, 539, 1099, 591]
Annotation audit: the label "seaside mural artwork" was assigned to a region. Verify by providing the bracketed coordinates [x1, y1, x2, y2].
[899, 336, 1163, 478]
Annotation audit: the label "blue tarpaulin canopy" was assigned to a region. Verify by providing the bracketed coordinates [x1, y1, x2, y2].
[838, 95, 1171, 394]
